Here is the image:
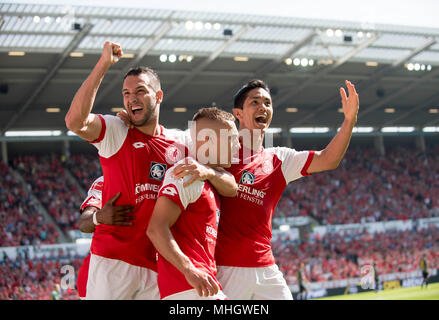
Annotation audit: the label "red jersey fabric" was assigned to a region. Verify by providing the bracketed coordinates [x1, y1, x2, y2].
[80, 176, 103, 212]
[90, 115, 187, 270]
[156, 159, 221, 299]
[77, 254, 90, 298]
[77, 176, 104, 298]
[215, 146, 314, 267]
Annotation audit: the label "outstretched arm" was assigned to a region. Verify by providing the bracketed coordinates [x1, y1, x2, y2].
[147, 196, 220, 297]
[65, 41, 122, 141]
[307, 80, 359, 174]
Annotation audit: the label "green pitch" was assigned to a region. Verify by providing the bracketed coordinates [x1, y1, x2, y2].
[315, 283, 439, 300]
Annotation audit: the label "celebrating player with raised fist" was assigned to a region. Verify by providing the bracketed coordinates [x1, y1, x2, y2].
[65, 42, 237, 300]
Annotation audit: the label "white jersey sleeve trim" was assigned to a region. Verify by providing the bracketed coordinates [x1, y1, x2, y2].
[160, 158, 204, 209]
[87, 176, 103, 200]
[92, 115, 129, 159]
[162, 127, 191, 148]
[267, 147, 311, 184]
[80, 176, 104, 211]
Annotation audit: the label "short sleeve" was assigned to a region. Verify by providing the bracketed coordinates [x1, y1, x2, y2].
[158, 160, 204, 210]
[269, 147, 315, 184]
[90, 114, 129, 158]
[80, 176, 104, 212]
[162, 127, 191, 147]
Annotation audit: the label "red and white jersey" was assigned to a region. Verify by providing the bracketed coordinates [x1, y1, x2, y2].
[215, 146, 314, 268]
[78, 176, 103, 299]
[156, 158, 221, 299]
[90, 114, 187, 270]
[77, 254, 90, 299]
[80, 176, 104, 212]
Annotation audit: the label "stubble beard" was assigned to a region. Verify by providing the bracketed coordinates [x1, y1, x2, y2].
[129, 102, 157, 127]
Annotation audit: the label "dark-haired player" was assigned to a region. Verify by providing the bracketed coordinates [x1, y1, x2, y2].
[210, 78, 359, 300]
[66, 42, 237, 299]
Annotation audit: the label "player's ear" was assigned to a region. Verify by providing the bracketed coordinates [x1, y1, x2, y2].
[156, 90, 163, 104]
[233, 108, 243, 121]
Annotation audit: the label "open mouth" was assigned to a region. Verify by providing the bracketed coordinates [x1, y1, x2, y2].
[131, 106, 143, 115]
[255, 115, 268, 125]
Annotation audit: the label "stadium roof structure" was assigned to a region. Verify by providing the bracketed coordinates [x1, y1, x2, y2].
[1, 2, 439, 135]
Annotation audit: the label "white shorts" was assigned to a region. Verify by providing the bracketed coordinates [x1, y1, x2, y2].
[162, 289, 228, 300]
[85, 254, 160, 300]
[216, 264, 293, 300]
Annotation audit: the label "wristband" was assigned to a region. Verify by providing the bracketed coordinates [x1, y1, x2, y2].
[93, 210, 100, 226]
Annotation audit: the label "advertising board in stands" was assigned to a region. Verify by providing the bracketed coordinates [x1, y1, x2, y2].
[289, 269, 439, 298]
[0, 243, 90, 261]
[311, 217, 439, 237]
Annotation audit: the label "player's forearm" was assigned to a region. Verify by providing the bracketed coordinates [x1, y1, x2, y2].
[147, 225, 194, 275]
[78, 207, 98, 233]
[65, 58, 110, 133]
[324, 118, 355, 167]
[308, 118, 355, 173]
[208, 168, 238, 197]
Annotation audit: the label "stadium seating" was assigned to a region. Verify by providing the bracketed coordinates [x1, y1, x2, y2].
[11, 155, 83, 234]
[273, 225, 439, 285]
[66, 153, 102, 192]
[0, 252, 82, 300]
[1, 145, 438, 298]
[0, 161, 59, 246]
[275, 146, 439, 224]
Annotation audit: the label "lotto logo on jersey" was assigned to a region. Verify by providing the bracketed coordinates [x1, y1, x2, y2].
[240, 170, 255, 185]
[149, 162, 167, 181]
[162, 186, 178, 197]
[133, 142, 146, 149]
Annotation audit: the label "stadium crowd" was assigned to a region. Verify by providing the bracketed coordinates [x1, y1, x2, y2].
[0, 161, 59, 247]
[66, 153, 102, 191]
[1, 144, 438, 298]
[3, 144, 438, 247]
[0, 249, 82, 300]
[276, 146, 439, 224]
[273, 225, 439, 285]
[11, 154, 83, 234]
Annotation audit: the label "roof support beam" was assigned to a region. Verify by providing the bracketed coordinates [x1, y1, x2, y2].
[1, 23, 92, 135]
[382, 92, 439, 126]
[289, 37, 437, 126]
[2, 10, 439, 37]
[163, 24, 249, 102]
[254, 30, 317, 78]
[360, 67, 439, 118]
[210, 30, 317, 106]
[274, 33, 380, 107]
[93, 19, 173, 107]
[423, 115, 439, 127]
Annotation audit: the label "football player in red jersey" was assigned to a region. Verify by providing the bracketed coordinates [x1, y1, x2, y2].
[77, 176, 137, 299]
[208, 79, 359, 299]
[147, 107, 240, 300]
[65, 42, 237, 299]
[171, 78, 359, 300]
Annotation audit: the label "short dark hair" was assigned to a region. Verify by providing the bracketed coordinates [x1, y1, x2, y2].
[233, 79, 270, 109]
[123, 66, 161, 91]
[192, 107, 235, 124]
